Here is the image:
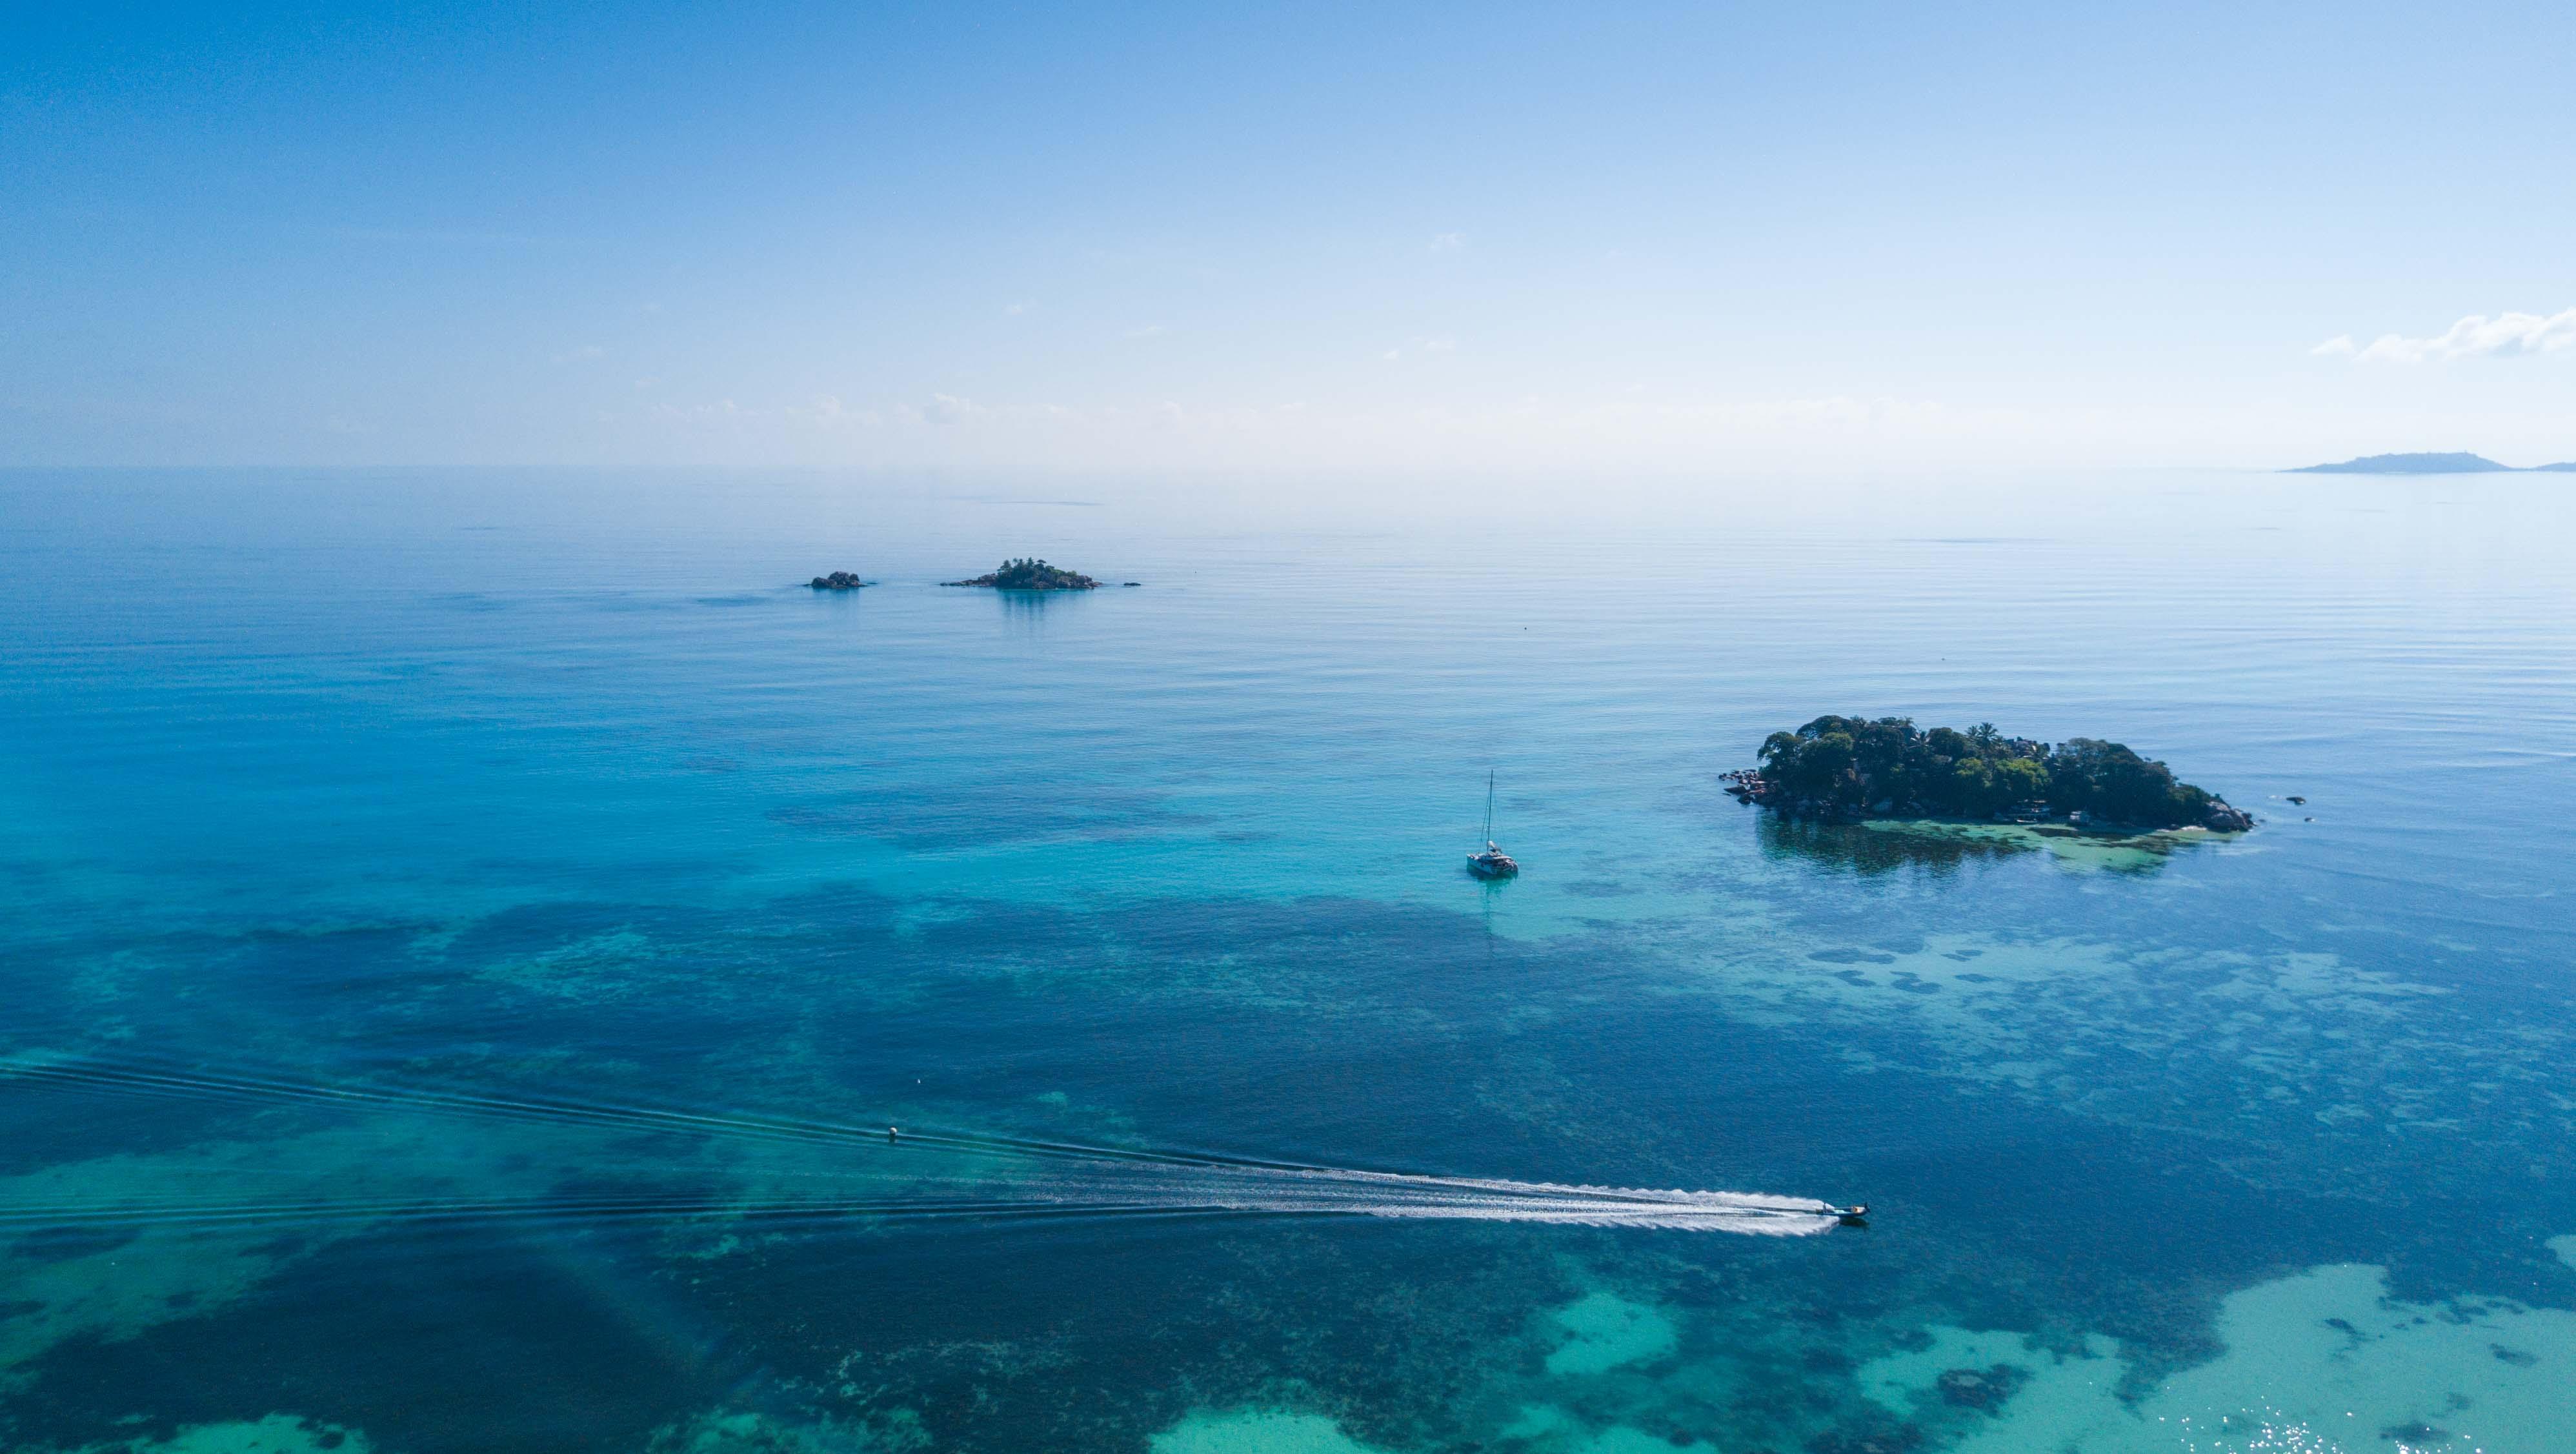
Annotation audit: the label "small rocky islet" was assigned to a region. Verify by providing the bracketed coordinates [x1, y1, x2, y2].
[811, 561, 1140, 591]
[941, 558, 1103, 591]
[1727, 715, 2255, 833]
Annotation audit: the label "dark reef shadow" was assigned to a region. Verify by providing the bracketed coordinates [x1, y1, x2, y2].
[1756, 814, 2180, 878]
[1757, 814, 2029, 877]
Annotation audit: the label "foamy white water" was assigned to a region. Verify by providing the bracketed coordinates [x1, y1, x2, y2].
[3, 1058, 1849, 1236]
[992, 1161, 1844, 1234]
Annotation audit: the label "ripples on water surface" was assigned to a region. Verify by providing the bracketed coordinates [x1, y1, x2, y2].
[1, 469, 2571, 1453]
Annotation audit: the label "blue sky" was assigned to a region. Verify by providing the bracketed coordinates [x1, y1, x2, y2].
[6, 1, 2572, 474]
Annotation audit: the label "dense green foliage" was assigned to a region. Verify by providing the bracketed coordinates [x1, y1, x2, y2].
[945, 558, 1101, 590]
[1755, 715, 2233, 828]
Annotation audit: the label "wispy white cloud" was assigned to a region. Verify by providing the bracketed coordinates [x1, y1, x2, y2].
[1427, 232, 1464, 252]
[654, 396, 881, 429]
[1383, 336, 1457, 361]
[792, 396, 880, 428]
[1004, 301, 1027, 316]
[2314, 307, 2576, 363]
[905, 393, 979, 425]
[1123, 323, 1167, 338]
[627, 383, 2163, 479]
[654, 397, 736, 420]
[552, 344, 607, 365]
[656, 398, 743, 423]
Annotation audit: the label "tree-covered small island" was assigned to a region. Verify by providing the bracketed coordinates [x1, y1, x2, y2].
[807, 571, 871, 591]
[1729, 716, 2254, 832]
[941, 558, 1102, 591]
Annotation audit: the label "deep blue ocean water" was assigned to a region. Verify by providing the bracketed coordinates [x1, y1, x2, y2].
[3, 468, 2571, 1453]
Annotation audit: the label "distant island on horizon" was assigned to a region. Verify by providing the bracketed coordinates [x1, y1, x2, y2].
[2288, 452, 2576, 475]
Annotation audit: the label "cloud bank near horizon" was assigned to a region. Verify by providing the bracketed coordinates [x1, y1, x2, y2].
[2313, 307, 2576, 365]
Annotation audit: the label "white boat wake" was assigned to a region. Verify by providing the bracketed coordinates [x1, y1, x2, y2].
[0, 1055, 1855, 1237]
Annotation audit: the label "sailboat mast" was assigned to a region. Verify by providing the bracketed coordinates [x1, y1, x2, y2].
[1484, 771, 1495, 841]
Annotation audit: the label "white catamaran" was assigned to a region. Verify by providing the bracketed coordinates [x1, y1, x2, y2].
[1468, 771, 1520, 879]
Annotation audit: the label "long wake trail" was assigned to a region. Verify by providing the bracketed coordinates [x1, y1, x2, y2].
[1, 1055, 1853, 1237]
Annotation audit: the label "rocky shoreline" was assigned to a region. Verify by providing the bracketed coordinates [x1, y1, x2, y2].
[807, 571, 872, 591]
[1722, 767, 2256, 833]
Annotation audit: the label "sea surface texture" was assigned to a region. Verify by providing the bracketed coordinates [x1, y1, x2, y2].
[3, 469, 2571, 1453]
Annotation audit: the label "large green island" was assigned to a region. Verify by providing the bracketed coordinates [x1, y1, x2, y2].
[941, 558, 1102, 590]
[1729, 715, 2254, 832]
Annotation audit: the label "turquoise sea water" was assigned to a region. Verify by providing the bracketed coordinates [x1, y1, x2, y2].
[3, 468, 2573, 1453]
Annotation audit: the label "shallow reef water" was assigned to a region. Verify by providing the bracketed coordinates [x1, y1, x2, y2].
[1857, 1262, 2576, 1453]
[3, 469, 2573, 1451]
[52, 1414, 378, 1454]
[1841, 816, 2229, 873]
[1542, 1293, 1680, 1377]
